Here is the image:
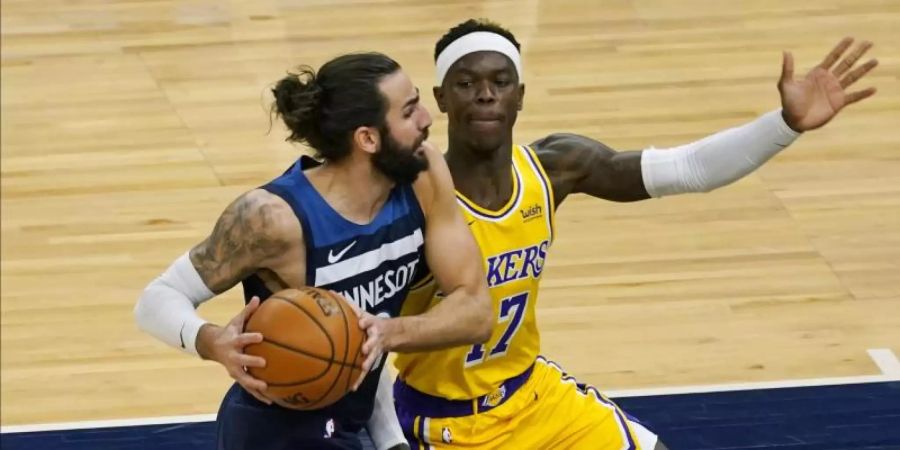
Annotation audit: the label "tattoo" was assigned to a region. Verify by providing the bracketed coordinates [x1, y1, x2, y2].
[190, 190, 291, 293]
[533, 133, 649, 206]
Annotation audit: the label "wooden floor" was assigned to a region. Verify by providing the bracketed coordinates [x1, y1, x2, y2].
[2, 0, 898, 426]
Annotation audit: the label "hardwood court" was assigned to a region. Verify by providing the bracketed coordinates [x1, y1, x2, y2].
[2, 0, 898, 426]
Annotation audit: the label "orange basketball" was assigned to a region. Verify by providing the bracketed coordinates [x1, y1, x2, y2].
[243, 287, 366, 410]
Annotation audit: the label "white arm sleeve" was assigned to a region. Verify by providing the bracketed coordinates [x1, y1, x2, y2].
[366, 367, 408, 450]
[641, 109, 801, 198]
[134, 252, 215, 357]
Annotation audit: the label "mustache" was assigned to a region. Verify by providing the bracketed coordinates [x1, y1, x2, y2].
[416, 128, 430, 147]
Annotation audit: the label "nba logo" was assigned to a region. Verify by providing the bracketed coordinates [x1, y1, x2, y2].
[481, 385, 507, 408]
[324, 418, 335, 438]
[442, 426, 452, 444]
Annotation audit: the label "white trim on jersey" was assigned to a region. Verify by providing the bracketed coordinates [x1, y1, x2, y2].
[314, 229, 424, 285]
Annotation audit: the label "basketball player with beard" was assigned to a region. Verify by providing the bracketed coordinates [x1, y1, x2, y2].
[134, 52, 492, 450]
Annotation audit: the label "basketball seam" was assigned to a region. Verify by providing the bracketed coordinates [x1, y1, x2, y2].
[303, 289, 353, 410]
[264, 293, 340, 406]
[341, 292, 367, 395]
[286, 289, 348, 409]
[265, 293, 364, 373]
[331, 290, 357, 401]
[268, 294, 336, 362]
[348, 338, 365, 395]
[255, 338, 345, 387]
[256, 291, 365, 409]
[258, 336, 361, 370]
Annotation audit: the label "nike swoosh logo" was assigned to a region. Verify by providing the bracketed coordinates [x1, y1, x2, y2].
[467, 220, 476, 226]
[327, 241, 356, 264]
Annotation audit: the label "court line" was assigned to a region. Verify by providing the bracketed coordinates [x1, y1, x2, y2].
[3, 372, 898, 434]
[604, 373, 898, 398]
[1, 414, 216, 434]
[867, 348, 900, 376]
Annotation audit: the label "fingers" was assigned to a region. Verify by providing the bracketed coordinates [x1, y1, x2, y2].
[844, 87, 877, 106]
[358, 311, 375, 330]
[233, 332, 264, 347]
[355, 348, 382, 390]
[817, 37, 854, 70]
[232, 296, 261, 327]
[361, 336, 376, 356]
[235, 353, 266, 369]
[360, 323, 380, 355]
[243, 296, 261, 317]
[353, 324, 382, 391]
[363, 349, 382, 373]
[780, 51, 794, 84]
[840, 58, 878, 89]
[420, 140, 438, 152]
[352, 368, 368, 391]
[231, 367, 268, 393]
[360, 331, 383, 372]
[351, 337, 378, 391]
[833, 40, 873, 77]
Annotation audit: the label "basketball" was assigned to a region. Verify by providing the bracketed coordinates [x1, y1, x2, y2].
[243, 287, 366, 410]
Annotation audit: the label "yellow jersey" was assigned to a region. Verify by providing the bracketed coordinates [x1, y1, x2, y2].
[395, 144, 555, 399]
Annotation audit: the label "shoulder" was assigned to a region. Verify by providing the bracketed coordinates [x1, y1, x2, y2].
[188, 188, 302, 292]
[222, 188, 301, 244]
[234, 189, 295, 224]
[532, 133, 614, 169]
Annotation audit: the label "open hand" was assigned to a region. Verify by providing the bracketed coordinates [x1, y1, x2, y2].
[779, 37, 878, 132]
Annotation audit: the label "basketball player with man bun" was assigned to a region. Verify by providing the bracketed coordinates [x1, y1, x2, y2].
[388, 19, 878, 450]
[134, 52, 492, 450]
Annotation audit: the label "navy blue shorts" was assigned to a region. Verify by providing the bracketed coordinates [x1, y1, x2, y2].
[216, 383, 370, 450]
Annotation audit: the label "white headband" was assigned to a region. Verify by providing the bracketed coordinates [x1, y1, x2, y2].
[435, 31, 522, 85]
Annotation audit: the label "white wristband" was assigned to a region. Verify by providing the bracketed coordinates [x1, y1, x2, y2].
[134, 252, 214, 356]
[641, 109, 800, 198]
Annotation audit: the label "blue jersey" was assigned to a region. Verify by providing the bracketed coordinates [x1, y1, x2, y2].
[241, 156, 427, 431]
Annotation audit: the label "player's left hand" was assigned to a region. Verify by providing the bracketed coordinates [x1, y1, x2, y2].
[353, 312, 394, 391]
[779, 37, 878, 132]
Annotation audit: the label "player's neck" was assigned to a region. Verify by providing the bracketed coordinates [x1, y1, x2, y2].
[445, 135, 515, 211]
[306, 155, 394, 225]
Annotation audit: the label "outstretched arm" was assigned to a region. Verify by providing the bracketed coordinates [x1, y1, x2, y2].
[535, 37, 878, 207]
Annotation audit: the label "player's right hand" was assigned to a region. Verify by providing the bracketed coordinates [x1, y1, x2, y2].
[204, 296, 272, 405]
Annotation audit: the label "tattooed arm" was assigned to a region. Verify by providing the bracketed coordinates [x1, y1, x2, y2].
[189, 189, 299, 294]
[534, 40, 879, 208]
[135, 189, 299, 403]
[532, 134, 649, 208]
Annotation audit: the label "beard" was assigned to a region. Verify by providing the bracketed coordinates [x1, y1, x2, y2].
[372, 124, 429, 184]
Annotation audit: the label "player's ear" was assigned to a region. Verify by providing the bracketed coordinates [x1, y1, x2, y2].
[353, 126, 379, 155]
[433, 86, 448, 113]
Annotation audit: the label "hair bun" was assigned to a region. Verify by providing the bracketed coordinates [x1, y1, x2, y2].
[272, 66, 322, 143]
